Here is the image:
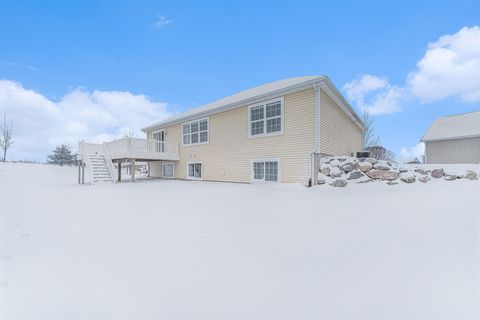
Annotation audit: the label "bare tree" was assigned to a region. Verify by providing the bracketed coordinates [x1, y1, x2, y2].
[0, 113, 14, 162]
[362, 111, 379, 148]
[122, 130, 138, 139]
[365, 145, 396, 161]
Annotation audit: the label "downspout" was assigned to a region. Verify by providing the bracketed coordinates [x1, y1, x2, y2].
[310, 82, 322, 185]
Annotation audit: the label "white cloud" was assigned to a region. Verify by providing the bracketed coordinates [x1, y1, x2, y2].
[343, 74, 406, 115]
[407, 26, 480, 103]
[0, 80, 172, 161]
[153, 14, 173, 28]
[344, 26, 480, 115]
[400, 142, 425, 160]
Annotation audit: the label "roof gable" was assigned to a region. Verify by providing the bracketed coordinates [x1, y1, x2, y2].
[422, 111, 480, 142]
[142, 76, 364, 132]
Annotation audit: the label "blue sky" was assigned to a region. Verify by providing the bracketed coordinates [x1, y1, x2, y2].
[0, 0, 479, 161]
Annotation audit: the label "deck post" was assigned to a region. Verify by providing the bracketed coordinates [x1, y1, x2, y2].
[78, 160, 81, 184]
[117, 161, 122, 182]
[81, 163, 85, 184]
[131, 159, 136, 182]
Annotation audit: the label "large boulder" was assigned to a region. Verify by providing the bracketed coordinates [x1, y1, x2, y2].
[330, 156, 358, 168]
[317, 173, 327, 185]
[358, 162, 373, 172]
[330, 167, 342, 178]
[463, 170, 478, 180]
[400, 172, 415, 183]
[414, 168, 427, 175]
[419, 176, 431, 183]
[444, 174, 459, 181]
[347, 170, 365, 180]
[330, 179, 347, 187]
[340, 162, 358, 173]
[320, 164, 331, 176]
[364, 157, 378, 165]
[373, 163, 391, 171]
[431, 168, 444, 179]
[366, 169, 399, 181]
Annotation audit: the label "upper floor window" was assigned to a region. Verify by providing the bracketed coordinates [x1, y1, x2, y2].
[182, 118, 209, 145]
[249, 97, 284, 138]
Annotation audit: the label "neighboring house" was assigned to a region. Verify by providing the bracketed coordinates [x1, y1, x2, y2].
[78, 76, 364, 185]
[141, 76, 364, 184]
[422, 111, 480, 164]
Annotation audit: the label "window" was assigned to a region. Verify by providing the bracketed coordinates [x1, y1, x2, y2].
[187, 162, 202, 180]
[251, 160, 279, 182]
[249, 98, 283, 137]
[182, 118, 208, 146]
[152, 130, 165, 152]
[163, 163, 174, 178]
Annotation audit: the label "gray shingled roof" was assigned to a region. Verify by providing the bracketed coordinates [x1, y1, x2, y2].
[422, 111, 480, 142]
[142, 76, 330, 131]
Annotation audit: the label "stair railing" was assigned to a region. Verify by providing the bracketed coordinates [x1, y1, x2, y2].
[79, 140, 95, 185]
[103, 142, 116, 183]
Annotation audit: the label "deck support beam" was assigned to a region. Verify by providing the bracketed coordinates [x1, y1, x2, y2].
[81, 163, 85, 184]
[117, 161, 122, 182]
[78, 161, 82, 184]
[131, 159, 136, 182]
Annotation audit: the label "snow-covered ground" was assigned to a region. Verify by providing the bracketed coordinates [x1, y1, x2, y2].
[0, 162, 479, 320]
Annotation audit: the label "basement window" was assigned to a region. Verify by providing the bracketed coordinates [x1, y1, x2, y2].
[187, 162, 202, 180]
[251, 159, 280, 182]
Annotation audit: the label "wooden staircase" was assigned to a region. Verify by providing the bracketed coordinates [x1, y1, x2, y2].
[88, 154, 114, 183]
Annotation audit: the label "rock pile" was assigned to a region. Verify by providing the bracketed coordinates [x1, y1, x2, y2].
[318, 156, 478, 187]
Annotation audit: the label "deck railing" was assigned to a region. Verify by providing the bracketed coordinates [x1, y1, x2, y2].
[105, 137, 179, 160]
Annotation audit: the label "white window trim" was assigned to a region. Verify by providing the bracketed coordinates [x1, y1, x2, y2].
[152, 129, 165, 138]
[162, 162, 175, 179]
[186, 161, 203, 180]
[250, 158, 281, 183]
[248, 97, 285, 139]
[182, 117, 210, 147]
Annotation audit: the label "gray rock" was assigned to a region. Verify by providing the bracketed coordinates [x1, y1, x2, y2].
[358, 162, 373, 172]
[330, 179, 348, 187]
[320, 164, 331, 176]
[387, 181, 399, 185]
[373, 163, 391, 171]
[357, 178, 372, 184]
[400, 172, 415, 183]
[366, 169, 400, 181]
[364, 157, 378, 165]
[347, 171, 365, 180]
[444, 174, 459, 181]
[414, 168, 427, 175]
[330, 167, 342, 178]
[398, 167, 409, 173]
[463, 170, 478, 180]
[431, 168, 444, 178]
[317, 173, 327, 185]
[419, 176, 431, 183]
[340, 162, 358, 173]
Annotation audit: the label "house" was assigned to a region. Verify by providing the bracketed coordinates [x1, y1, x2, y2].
[78, 76, 364, 185]
[422, 111, 480, 164]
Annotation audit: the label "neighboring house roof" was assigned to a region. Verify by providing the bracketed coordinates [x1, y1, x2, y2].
[421, 110, 480, 142]
[142, 76, 364, 132]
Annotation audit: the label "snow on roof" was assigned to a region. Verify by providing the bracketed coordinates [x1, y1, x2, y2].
[142, 76, 326, 131]
[422, 110, 480, 142]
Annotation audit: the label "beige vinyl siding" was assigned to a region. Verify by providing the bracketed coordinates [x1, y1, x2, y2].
[425, 137, 480, 164]
[319, 89, 362, 156]
[149, 88, 316, 183]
